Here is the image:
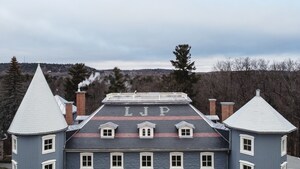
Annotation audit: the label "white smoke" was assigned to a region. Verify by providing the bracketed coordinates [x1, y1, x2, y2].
[78, 72, 100, 90]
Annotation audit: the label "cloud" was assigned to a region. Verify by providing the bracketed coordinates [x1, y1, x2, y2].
[0, 0, 299, 70]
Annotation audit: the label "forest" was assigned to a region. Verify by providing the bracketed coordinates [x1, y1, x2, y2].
[0, 54, 300, 158]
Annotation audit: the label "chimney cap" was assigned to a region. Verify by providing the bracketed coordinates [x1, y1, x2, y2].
[208, 99, 217, 101]
[220, 102, 235, 105]
[76, 91, 87, 94]
[256, 89, 261, 97]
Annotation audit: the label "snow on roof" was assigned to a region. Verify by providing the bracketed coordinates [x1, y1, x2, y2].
[54, 95, 77, 115]
[102, 92, 192, 104]
[98, 122, 119, 129]
[205, 115, 220, 121]
[175, 121, 195, 129]
[223, 90, 297, 133]
[137, 121, 156, 129]
[8, 65, 68, 135]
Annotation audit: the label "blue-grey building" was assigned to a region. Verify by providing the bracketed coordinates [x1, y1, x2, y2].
[8, 65, 297, 169]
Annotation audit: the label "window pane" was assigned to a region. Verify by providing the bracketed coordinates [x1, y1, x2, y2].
[142, 155, 151, 167]
[202, 155, 212, 167]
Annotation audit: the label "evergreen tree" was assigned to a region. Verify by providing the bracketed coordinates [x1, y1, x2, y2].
[108, 67, 126, 93]
[0, 57, 24, 131]
[64, 63, 88, 101]
[170, 44, 198, 96]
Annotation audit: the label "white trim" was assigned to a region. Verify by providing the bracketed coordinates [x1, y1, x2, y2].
[139, 127, 154, 139]
[178, 127, 193, 138]
[110, 152, 124, 169]
[42, 134, 56, 154]
[42, 159, 56, 169]
[240, 134, 254, 156]
[281, 135, 287, 156]
[80, 153, 93, 169]
[200, 152, 214, 169]
[12, 135, 17, 154]
[239, 160, 254, 169]
[281, 161, 287, 169]
[12, 160, 17, 169]
[101, 127, 115, 139]
[140, 152, 153, 169]
[170, 152, 183, 169]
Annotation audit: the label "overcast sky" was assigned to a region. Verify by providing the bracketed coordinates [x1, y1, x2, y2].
[0, 0, 300, 71]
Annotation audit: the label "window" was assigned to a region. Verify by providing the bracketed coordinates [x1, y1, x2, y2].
[140, 152, 153, 169]
[80, 153, 93, 169]
[140, 127, 154, 138]
[179, 127, 193, 138]
[100, 128, 115, 139]
[99, 122, 118, 139]
[281, 135, 287, 156]
[175, 121, 195, 138]
[12, 160, 17, 169]
[239, 160, 254, 169]
[111, 152, 123, 169]
[103, 129, 113, 136]
[42, 135, 55, 154]
[281, 162, 287, 169]
[42, 160, 56, 169]
[200, 152, 214, 169]
[12, 135, 17, 154]
[181, 128, 191, 136]
[170, 152, 183, 169]
[240, 134, 254, 156]
[137, 121, 156, 139]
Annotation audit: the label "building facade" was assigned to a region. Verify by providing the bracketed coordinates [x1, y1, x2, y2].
[8, 65, 297, 169]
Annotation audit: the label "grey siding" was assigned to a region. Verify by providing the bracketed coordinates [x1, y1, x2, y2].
[12, 131, 65, 169]
[229, 129, 286, 169]
[66, 151, 228, 169]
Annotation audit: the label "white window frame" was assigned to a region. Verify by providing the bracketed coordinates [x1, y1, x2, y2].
[101, 127, 115, 139]
[239, 160, 254, 169]
[200, 152, 214, 169]
[139, 127, 154, 139]
[281, 135, 287, 156]
[12, 135, 17, 154]
[170, 152, 183, 169]
[281, 161, 287, 169]
[12, 160, 17, 169]
[140, 152, 153, 169]
[42, 134, 56, 154]
[80, 153, 93, 169]
[42, 159, 56, 169]
[110, 152, 124, 169]
[178, 127, 193, 138]
[240, 134, 254, 156]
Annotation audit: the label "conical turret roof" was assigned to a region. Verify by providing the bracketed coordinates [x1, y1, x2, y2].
[224, 90, 296, 133]
[8, 65, 67, 135]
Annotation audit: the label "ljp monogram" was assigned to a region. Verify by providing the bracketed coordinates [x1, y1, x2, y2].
[124, 106, 170, 116]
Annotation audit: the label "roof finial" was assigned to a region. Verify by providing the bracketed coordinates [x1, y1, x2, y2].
[256, 89, 261, 97]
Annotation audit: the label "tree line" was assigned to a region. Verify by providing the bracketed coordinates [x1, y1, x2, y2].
[0, 46, 299, 157]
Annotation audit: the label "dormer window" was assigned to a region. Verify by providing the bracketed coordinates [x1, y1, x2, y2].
[175, 121, 195, 138]
[137, 121, 156, 139]
[99, 122, 118, 139]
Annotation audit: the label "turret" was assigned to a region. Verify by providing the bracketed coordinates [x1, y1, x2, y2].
[8, 64, 67, 169]
[224, 89, 296, 169]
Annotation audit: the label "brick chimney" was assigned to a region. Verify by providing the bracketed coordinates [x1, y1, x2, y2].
[65, 102, 74, 125]
[76, 91, 86, 116]
[220, 102, 235, 121]
[208, 99, 217, 115]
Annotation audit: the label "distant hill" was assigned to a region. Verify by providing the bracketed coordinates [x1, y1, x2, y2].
[0, 63, 172, 77]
